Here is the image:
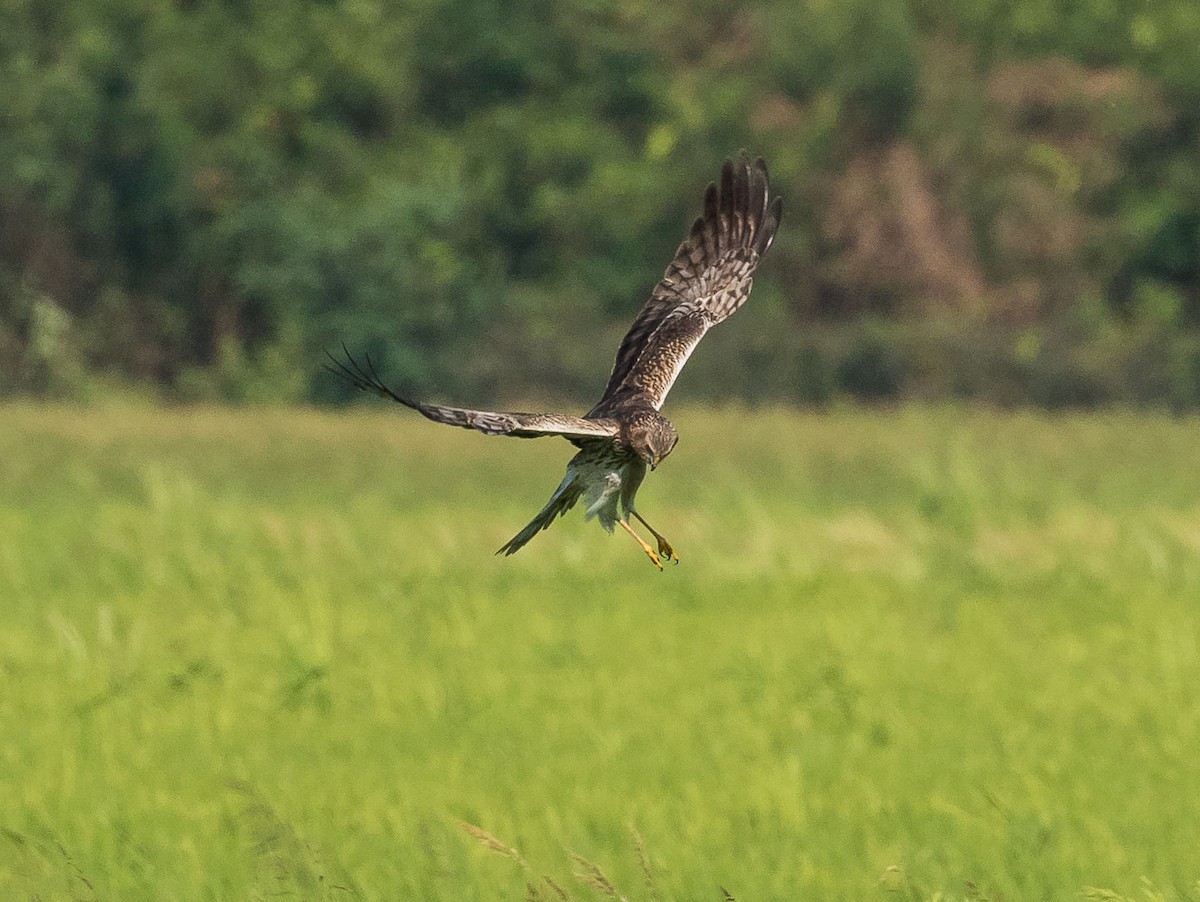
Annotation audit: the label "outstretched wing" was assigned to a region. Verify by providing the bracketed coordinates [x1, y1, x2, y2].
[589, 154, 782, 415]
[327, 348, 620, 440]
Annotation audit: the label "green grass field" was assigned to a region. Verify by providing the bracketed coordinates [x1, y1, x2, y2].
[2, 403, 1198, 900]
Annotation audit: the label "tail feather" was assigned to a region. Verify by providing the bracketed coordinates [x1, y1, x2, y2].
[496, 471, 583, 556]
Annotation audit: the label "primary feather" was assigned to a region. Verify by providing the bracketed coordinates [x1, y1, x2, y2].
[589, 154, 782, 415]
[325, 348, 620, 440]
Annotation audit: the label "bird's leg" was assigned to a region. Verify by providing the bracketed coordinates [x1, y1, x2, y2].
[617, 518, 663, 570]
[632, 511, 679, 563]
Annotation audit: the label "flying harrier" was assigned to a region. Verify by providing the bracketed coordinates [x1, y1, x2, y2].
[329, 154, 782, 568]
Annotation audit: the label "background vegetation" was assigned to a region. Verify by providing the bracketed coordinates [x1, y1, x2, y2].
[2, 404, 1199, 899]
[3, 0, 1200, 407]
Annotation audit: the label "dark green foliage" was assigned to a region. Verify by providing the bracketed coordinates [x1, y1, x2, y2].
[2, 0, 1199, 406]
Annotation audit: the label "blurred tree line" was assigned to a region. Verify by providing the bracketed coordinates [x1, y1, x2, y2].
[3, 0, 1200, 407]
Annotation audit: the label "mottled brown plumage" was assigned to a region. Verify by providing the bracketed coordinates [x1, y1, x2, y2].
[329, 153, 782, 568]
[591, 154, 780, 416]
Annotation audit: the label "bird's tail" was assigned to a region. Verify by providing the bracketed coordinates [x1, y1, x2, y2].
[496, 470, 583, 556]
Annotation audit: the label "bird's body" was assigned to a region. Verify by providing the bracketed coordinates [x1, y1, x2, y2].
[495, 405, 672, 559]
[504, 445, 643, 551]
[329, 154, 781, 568]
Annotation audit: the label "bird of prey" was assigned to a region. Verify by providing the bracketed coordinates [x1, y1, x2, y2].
[328, 154, 782, 568]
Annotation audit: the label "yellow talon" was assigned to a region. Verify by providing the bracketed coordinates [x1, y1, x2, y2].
[633, 511, 678, 564]
[618, 518, 664, 570]
[657, 537, 679, 563]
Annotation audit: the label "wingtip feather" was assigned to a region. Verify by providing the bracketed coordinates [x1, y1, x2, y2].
[718, 159, 735, 218]
[759, 195, 783, 254]
[703, 182, 718, 222]
[701, 153, 780, 256]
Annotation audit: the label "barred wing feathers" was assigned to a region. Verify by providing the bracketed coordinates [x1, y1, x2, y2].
[590, 154, 782, 414]
[327, 349, 620, 440]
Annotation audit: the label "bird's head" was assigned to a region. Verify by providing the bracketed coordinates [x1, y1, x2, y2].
[627, 411, 679, 470]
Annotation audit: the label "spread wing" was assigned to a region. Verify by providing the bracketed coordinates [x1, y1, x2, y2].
[327, 348, 620, 440]
[589, 154, 782, 415]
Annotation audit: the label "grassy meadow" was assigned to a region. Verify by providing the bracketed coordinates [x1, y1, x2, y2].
[1, 402, 1198, 900]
